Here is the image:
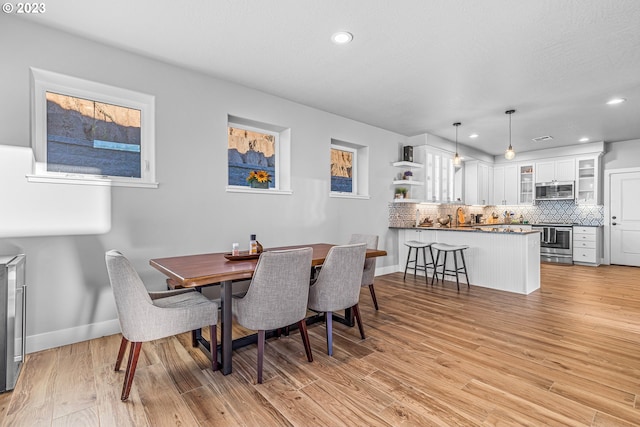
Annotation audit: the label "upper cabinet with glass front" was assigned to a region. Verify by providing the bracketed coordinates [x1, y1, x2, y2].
[518, 163, 535, 204]
[409, 145, 457, 203]
[575, 155, 601, 205]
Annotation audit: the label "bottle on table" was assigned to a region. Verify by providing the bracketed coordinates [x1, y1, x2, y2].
[249, 234, 258, 255]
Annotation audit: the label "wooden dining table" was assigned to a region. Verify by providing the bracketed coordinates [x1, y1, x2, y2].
[149, 243, 387, 375]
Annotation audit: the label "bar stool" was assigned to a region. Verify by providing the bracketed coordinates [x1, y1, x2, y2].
[403, 240, 435, 284]
[431, 243, 470, 291]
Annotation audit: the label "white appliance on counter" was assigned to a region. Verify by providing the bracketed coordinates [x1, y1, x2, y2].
[0, 255, 26, 392]
[532, 224, 573, 264]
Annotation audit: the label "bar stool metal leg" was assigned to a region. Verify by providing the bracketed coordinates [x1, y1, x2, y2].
[420, 246, 428, 284]
[453, 250, 460, 291]
[403, 247, 413, 280]
[431, 249, 440, 285]
[459, 249, 470, 288]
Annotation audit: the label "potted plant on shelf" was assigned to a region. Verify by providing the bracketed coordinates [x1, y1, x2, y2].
[246, 170, 272, 189]
[403, 170, 413, 180]
[395, 187, 408, 199]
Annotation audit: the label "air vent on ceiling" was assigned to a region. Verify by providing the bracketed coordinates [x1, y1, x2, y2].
[532, 135, 554, 142]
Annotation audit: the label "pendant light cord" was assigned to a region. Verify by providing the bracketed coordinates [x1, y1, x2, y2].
[509, 112, 512, 149]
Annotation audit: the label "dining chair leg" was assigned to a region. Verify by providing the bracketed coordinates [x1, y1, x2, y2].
[326, 311, 333, 356]
[298, 320, 313, 362]
[210, 324, 218, 371]
[191, 330, 198, 347]
[368, 284, 379, 310]
[121, 341, 142, 401]
[115, 336, 128, 371]
[257, 330, 265, 384]
[352, 303, 365, 339]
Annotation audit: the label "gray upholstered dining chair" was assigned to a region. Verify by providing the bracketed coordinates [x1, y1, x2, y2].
[308, 243, 367, 356]
[348, 234, 380, 310]
[105, 250, 219, 401]
[232, 247, 313, 384]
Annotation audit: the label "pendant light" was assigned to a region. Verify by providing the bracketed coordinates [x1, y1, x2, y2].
[504, 109, 516, 160]
[453, 122, 462, 167]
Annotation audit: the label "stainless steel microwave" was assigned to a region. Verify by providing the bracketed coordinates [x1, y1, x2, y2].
[535, 181, 575, 201]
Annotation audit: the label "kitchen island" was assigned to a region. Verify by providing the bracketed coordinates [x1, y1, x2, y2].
[392, 225, 540, 294]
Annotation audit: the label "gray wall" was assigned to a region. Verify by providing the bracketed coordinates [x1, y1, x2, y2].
[0, 15, 403, 352]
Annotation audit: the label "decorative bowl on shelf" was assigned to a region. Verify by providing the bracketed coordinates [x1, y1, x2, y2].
[437, 217, 450, 226]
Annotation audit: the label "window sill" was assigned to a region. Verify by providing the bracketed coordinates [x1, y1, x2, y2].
[226, 186, 292, 195]
[330, 193, 370, 200]
[26, 174, 159, 188]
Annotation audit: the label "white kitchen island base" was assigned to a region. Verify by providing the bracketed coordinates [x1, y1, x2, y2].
[396, 227, 540, 295]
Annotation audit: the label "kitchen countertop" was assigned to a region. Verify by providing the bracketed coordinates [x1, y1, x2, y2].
[389, 225, 539, 234]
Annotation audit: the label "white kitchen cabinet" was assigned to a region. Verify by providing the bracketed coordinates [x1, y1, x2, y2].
[392, 160, 424, 202]
[492, 164, 518, 205]
[573, 226, 602, 266]
[464, 161, 491, 205]
[416, 146, 456, 203]
[518, 163, 535, 204]
[575, 155, 601, 205]
[535, 158, 575, 183]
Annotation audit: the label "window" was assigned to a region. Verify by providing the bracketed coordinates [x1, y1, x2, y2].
[29, 68, 157, 188]
[330, 146, 356, 193]
[226, 115, 291, 194]
[228, 125, 277, 189]
[330, 139, 369, 199]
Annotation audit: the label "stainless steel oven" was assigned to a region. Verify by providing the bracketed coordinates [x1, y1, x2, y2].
[532, 224, 573, 264]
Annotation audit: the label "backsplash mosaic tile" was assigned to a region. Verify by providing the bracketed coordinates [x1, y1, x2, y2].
[389, 201, 604, 228]
[388, 203, 486, 228]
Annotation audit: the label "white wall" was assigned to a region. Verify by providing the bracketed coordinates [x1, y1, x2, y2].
[604, 139, 640, 170]
[0, 15, 404, 352]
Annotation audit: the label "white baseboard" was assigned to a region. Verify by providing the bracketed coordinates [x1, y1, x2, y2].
[375, 265, 400, 276]
[26, 318, 121, 354]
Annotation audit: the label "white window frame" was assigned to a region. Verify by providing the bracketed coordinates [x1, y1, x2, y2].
[226, 115, 292, 195]
[28, 67, 158, 188]
[330, 139, 370, 199]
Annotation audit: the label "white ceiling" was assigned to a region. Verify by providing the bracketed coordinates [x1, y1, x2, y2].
[21, 0, 640, 156]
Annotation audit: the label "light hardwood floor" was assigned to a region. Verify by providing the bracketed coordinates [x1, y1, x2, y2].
[2, 263, 640, 426]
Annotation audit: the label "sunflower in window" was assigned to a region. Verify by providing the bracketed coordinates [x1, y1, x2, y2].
[247, 170, 272, 188]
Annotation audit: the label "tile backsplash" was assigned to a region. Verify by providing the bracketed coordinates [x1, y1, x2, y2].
[389, 200, 604, 228]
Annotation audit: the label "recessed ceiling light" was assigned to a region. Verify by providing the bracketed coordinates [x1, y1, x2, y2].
[579, 137, 589, 142]
[331, 31, 353, 45]
[469, 133, 479, 139]
[606, 97, 626, 105]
